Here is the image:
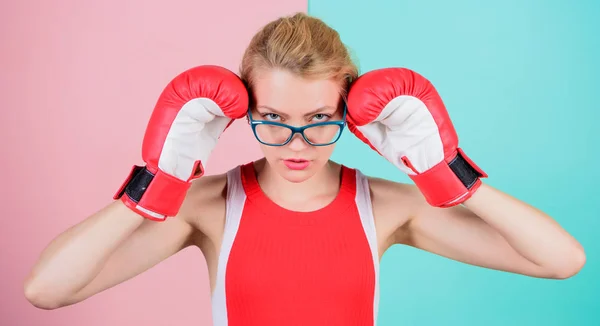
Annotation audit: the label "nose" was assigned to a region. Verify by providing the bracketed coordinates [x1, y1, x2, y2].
[287, 132, 308, 151]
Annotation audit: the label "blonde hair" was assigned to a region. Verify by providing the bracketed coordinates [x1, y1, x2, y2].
[240, 13, 358, 108]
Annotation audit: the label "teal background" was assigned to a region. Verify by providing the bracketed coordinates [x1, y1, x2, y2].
[312, 0, 599, 325]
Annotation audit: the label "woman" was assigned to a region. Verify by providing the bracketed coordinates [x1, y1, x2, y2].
[24, 12, 585, 325]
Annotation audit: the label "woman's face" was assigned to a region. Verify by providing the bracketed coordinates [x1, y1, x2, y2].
[250, 68, 345, 183]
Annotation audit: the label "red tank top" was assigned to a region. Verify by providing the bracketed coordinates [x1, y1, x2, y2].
[211, 162, 380, 325]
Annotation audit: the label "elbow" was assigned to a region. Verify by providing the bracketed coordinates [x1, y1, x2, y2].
[551, 246, 587, 280]
[24, 280, 65, 310]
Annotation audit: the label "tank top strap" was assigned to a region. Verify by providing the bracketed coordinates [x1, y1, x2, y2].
[239, 162, 262, 198]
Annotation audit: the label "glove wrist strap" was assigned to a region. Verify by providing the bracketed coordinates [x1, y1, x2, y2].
[114, 165, 191, 220]
[448, 149, 484, 190]
[410, 148, 487, 207]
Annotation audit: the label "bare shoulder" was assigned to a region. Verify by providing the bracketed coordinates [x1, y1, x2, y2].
[365, 175, 423, 244]
[367, 175, 422, 213]
[178, 172, 229, 244]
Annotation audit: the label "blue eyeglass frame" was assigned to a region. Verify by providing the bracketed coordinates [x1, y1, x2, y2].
[247, 106, 347, 147]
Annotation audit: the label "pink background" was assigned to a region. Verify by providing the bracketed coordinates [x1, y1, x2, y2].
[1, 0, 305, 325]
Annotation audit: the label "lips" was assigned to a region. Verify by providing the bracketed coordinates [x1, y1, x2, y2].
[282, 158, 310, 170]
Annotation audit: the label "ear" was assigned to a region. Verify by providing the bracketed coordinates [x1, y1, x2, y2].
[338, 92, 348, 113]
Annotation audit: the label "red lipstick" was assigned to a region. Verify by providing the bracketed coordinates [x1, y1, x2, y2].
[283, 158, 310, 170]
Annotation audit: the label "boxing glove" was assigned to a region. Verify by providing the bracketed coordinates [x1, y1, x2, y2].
[346, 67, 487, 208]
[114, 65, 248, 221]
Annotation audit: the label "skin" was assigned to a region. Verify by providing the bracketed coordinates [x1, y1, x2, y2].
[23, 68, 586, 310]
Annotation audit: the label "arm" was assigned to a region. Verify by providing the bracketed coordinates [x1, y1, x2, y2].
[24, 64, 248, 310]
[395, 182, 586, 279]
[346, 67, 585, 279]
[23, 185, 201, 310]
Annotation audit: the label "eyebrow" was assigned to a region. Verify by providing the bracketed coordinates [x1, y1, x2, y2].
[256, 105, 338, 118]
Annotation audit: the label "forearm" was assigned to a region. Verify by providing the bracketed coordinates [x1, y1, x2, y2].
[25, 201, 145, 307]
[462, 183, 585, 277]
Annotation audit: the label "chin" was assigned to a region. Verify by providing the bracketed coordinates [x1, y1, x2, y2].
[277, 160, 320, 183]
[281, 170, 313, 183]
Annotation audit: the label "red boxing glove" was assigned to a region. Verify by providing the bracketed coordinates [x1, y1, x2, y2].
[114, 65, 248, 220]
[346, 67, 487, 207]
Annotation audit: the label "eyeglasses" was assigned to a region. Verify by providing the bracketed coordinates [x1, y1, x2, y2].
[247, 107, 347, 146]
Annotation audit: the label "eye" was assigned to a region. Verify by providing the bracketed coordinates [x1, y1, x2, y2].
[312, 114, 331, 122]
[262, 113, 281, 121]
